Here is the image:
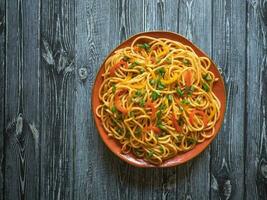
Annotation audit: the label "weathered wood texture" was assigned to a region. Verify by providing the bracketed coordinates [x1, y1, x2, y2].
[4, 0, 40, 200]
[0, 0, 265, 199]
[0, 0, 5, 199]
[246, 0, 267, 199]
[210, 0, 246, 199]
[40, 0, 75, 199]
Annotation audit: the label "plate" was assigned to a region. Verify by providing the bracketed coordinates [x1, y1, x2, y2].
[92, 31, 226, 168]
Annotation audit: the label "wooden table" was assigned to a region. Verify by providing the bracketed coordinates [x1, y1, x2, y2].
[0, 0, 266, 199]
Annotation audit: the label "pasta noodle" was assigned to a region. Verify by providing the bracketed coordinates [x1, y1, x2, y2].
[96, 36, 221, 165]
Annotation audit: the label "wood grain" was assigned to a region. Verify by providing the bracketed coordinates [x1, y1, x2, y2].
[74, 0, 111, 199]
[211, 0, 246, 199]
[0, 0, 264, 199]
[246, 0, 267, 199]
[0, 0, 5, 199]
[40, 0, 75, 199]
[4, 0, 40, 199]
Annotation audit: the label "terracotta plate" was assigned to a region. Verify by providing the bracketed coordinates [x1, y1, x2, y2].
[92, 31, 226, 168]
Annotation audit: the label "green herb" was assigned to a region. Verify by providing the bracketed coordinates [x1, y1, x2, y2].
[151, 91, 160, 101]
[157, 110, 162, 119]
[157, 120, 165, 130]
[203, 73, 212, 82]
[149, 79, 155, 85]
[158, 124, 165, 130]
[159, 146, 164, 153]
[134, 149, 142, 156]
[140, 69, 145, 74]
[111, 106, 117, 113]
[135, 127, 142, 137]
[139, 98, 145, 107]
[167, 94, 173, 102]
[159, 103, 166, 111]
[135, 89, 142, 97]
[202, 83, 210, 92]
[181, 99, 190, 105]
[112, 84, 116, 93]
[123, 56, 130, 61]
[183, 59, 190, 66]
[129, 61, 140, 69]
[165, 58, 171, 64]
[157, 68, 165, 76]
[176, 88, 184, 97]
[196, 99, 201, 104]
[187, 138, 197, 145]
[157, 81, 166, 90]
[147, 150, 154, 158]
[116, 127, 123, 134]
[185, 86, 194, 96]
[139, 43, 150, 51]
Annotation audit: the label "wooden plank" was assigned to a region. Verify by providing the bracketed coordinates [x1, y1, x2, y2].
[211, 0, 246, 199]
[0, 0, 5, 199]
[246, 0, 267, 199]
[40, 0, 75, 199]
[176, 0, 212, 199]
[4, 0, 40, 199]
[74, 0, 111, 199]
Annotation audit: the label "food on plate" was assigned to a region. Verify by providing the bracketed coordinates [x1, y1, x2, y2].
[96, 36, 221, 165]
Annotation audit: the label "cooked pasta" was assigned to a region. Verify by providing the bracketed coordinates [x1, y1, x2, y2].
[96, 36, 221, 165]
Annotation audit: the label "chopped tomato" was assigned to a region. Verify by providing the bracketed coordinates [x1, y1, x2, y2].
[152, 46, 159, 51]
[172, 113, 182, 132]
[144, 125, 160, 134]
[174, 96, 180, 104]
[145, 100, 156, 120]
[189, 110, 208, 127]
[183, 70, 193, 86]
[109, 60, 128, 76]
[134, 46, 139, 51]
[150, 56, 156, 64]
[114, 90, 128, 114]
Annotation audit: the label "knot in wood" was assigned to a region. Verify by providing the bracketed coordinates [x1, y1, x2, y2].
[78, 68, 88, 80]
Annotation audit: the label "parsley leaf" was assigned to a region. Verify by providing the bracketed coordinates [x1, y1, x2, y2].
[181, 99, 190, 105]
[129, 61, 140, 69]
[138, 43, 150, 51]
[167, 94, 173, 101]
[147, 150, 154, 158]
[112, 84, 116, 93]
[203, 73, 212, 82]
[157, 81, 166, 90]
[202, 83, 210, 92]
[176, 88, 184, 97]
[151, 91, 160, 101]
[111, 106, 117, 113]
[139, 98, 145, 107]
[157, 68, 165, 76]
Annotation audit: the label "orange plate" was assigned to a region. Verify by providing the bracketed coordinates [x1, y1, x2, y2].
[91, 31, 226, 168]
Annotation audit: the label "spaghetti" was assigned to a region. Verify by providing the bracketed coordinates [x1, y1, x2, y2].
[96, 36, 221, 165]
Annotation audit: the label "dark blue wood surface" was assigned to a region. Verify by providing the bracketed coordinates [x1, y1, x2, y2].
[0, 0, 266, 199]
